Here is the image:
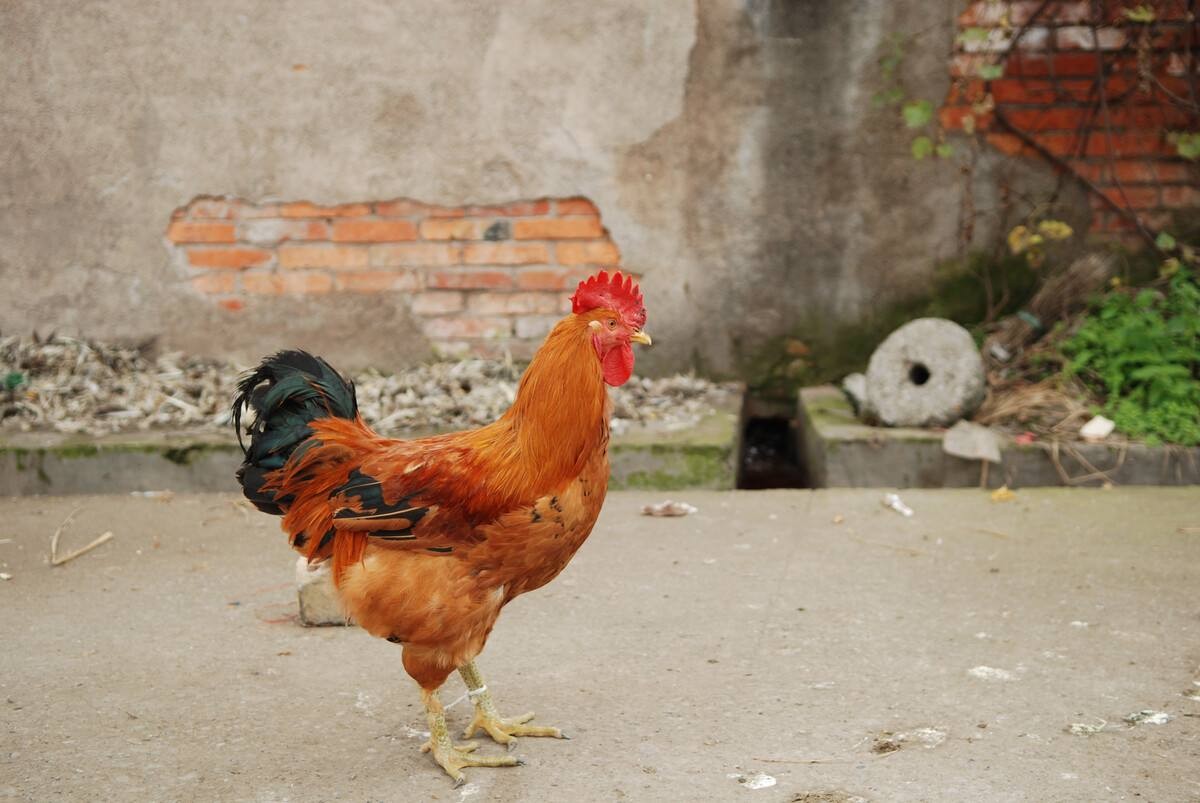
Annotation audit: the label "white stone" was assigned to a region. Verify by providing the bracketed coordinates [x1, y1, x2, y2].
[842, 372, 871, 418]
[295, 556, 349, 627]
[943, 420, 1002, 463]
[1080, 415, 1115, 442]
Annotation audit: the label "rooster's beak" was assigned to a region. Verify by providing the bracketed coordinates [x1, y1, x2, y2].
[630, 330, 652, 347]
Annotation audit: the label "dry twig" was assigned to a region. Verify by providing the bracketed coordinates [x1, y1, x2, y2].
[49, 504, 114, 566]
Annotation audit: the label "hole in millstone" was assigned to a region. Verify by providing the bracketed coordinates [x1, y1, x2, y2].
[908, 362, 931, 386]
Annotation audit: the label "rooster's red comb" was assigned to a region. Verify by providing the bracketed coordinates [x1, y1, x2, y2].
[571, 270, 646, 329]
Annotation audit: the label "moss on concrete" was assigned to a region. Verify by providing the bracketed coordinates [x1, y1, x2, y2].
[2, 415, 737, 493]
[610, 442, 733, 490]
[745, 251, 1039, 400]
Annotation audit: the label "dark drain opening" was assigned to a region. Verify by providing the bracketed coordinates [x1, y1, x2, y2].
[737, 395, 810, 489]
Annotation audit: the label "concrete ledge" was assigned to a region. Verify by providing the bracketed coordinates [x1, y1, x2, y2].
[798, 385, 1200, 488]
[1, 407, 739, 495]
[0, 430, 243, 496]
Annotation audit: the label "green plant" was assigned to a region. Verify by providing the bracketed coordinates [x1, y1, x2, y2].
[1063, 269, 1200, 445]
[1168, 131, 1200, 161]
[873, 33, 955, 160]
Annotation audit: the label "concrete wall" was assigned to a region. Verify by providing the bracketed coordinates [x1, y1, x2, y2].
[0, 0, 1085, 375]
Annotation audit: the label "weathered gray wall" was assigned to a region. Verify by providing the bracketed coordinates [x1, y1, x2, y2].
[0, 0, 1085, 375]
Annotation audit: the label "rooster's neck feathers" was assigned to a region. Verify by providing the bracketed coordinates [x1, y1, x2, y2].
[468, 315, 609, 500]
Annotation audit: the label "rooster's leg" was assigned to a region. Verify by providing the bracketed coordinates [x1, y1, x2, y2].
[419, 688, 521, 786]
[458, 659, 565, 747]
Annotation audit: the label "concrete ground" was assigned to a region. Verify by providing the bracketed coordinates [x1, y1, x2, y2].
[2, 489, 1199, 803]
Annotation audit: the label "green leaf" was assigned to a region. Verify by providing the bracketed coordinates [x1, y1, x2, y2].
[3, 371, 24, 391]
[1156, 231, 1177, 251]
[1172, 132, 1200, 161]
[911, 136, 934, 159]
[1124, 4, 1156, 22]
[958, 27, 991, 44]
[935, 143, 955, 159]
[977, 63, 1004, 80]
[902, 99, 933, 129]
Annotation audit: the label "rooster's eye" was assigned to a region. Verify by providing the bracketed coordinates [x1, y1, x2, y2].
[607, 319, 617, 329]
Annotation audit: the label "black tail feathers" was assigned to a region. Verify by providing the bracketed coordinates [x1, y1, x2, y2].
[232, 350, 357, 514]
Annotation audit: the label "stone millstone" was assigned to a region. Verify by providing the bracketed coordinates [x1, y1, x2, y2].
[865, 318, 986, 428]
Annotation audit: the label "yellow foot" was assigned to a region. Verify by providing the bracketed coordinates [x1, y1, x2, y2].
[420, 738, 522, 787]
[464, 709, 566, 748]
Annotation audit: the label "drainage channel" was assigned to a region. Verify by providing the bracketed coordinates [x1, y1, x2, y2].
[735, 394, 810, 489]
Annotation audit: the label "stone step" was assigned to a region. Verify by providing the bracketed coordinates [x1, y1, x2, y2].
[798, 385, 1200, 488]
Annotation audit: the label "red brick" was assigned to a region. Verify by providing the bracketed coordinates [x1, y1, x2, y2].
[1100, 105, 1194, 131]
[515, 267, 592, 291]
[187, 247, 271, 269]
[420, 219, 491, 240]
[465, 200, 550, 217]
[1146, 162, 1196, 183]
[466, 292, 563, 315]
[1099, 185, 1160, 209]
[424, 206, 469, 219]
[168, 221, 236, 243]
[989, 78, 1095, 103]
[1078, 161, 1173, 184]
[421, 316, 513, 339]
[243, 272, 334, 294]
[1004, 106, 1091, 131]
[462, 243, 549, 265]
[513, 218, 605, 240]
[410, 291, 465, 315]
[1154, 25, 1192, 49]
[945, 79, 988, 105]
[237, 219, 329, 245]
[331, 220, 419, 242]
[333, 270, 423, 293]
[374, 199, 431, 217]
[557, 197, 599, 215]
[1107, 161, 1157, 184]
[190, 273, 237, 294]
[278, 245, 369, 269]
[370, 243, 463, 267]
[218, 298, 245, 312]
[280, 201, 372, 218]
[1006, 52, 1103, 77]
[1055, 25, 1127, 50]
[1076, 131, 1171, 157]
[1162, 186, 1200, 207]
[1071, 161, 1106, 183]
[555, 241, 621, 265]
[939, 105, 994, 131]
[985, 132, 1039, 156]
[427, 269, 514, 290]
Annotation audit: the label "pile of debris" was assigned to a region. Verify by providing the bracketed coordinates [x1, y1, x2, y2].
[0, 335, 738, 438]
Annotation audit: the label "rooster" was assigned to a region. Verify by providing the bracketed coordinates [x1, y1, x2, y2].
[232, 270, 650, 784]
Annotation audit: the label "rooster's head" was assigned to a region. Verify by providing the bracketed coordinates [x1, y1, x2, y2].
[570, 270, 651, 387]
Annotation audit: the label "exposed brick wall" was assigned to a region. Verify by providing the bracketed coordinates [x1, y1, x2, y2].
[168, 196, 624, 357]
[943, 1, 1198, 242]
